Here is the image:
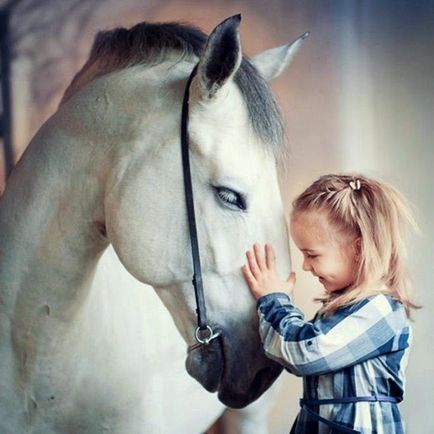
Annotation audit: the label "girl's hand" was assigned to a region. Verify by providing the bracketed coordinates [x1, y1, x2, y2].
[242, 243, 296, 300]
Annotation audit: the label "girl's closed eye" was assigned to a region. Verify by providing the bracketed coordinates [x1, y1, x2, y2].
[303, 251, 319, 259]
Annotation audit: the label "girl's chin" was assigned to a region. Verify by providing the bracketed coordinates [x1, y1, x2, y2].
[319, 277, 331, 290]
[319, 278, 344, 294]
[320, 281, 333, 293]
[324, 285, 351, 295]
[320, 280, 339, 293]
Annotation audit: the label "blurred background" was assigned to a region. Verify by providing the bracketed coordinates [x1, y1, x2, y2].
[1, 0, 433, 432]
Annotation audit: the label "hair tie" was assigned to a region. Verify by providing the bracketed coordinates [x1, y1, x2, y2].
[349, 179, 361, 191]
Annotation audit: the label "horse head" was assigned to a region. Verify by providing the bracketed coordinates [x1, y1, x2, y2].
[66, 15, 308, 408]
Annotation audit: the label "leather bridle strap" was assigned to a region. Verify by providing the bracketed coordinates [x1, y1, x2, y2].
[180, 64, 220, 345]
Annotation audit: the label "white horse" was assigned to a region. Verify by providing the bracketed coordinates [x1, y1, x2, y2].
[0, 15, 306, 433]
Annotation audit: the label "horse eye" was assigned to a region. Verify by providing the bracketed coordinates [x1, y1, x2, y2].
[214, 186, 247, 211]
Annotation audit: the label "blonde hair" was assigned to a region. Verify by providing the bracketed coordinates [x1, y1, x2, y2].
[291, 174, 419, 317]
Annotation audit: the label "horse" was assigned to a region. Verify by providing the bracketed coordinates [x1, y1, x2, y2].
[0, 15, 306, 433]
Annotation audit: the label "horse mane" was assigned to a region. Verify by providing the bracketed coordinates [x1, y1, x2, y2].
[61, 21, 285, 155]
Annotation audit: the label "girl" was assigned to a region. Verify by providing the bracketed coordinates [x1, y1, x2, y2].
[242, 174, 418, 434]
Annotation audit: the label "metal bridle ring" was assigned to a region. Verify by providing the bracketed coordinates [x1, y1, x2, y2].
[194, 325, 220, 345]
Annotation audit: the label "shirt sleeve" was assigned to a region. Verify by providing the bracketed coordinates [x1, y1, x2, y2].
[257, 292, 409, 377]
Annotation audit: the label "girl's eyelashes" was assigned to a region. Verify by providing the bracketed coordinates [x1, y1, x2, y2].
[213, 186, 247, 212]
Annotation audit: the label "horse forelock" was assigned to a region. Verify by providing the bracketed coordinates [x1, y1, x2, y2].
[61, 21, 285, 158]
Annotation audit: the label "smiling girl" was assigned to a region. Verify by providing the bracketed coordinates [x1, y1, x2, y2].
[242, 174, 418, 434]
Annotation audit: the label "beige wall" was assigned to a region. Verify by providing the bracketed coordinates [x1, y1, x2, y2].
[3, 1, 433, 432]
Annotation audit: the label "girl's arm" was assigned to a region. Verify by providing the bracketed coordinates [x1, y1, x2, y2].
[242, 243, 410, 377]
[257, 291, 410, 376]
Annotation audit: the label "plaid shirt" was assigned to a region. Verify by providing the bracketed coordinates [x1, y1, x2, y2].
[257, 293, 411, 434]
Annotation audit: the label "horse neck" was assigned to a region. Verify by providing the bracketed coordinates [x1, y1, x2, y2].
[0, 112, 108, 319]
[0, 58, 189, 316]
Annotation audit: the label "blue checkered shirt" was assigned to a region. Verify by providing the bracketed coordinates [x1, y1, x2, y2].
[257, 292, 411, 434]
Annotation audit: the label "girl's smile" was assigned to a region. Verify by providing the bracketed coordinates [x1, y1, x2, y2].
[290, 211, 359, 293]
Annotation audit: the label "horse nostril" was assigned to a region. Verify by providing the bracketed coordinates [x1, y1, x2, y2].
[186, 339, 224, 393]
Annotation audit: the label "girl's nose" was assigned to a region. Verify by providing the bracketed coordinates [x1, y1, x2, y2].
[302, 258, 312, 272]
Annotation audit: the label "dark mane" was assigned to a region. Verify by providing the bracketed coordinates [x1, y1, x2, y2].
[62, 21, 284, 154]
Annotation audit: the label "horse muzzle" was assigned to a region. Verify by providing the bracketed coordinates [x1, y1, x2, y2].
[186, 333, 224, 393]
[186, 326, 283, 408]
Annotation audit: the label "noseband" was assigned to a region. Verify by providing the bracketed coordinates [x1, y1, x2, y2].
[180, 65, 221, 348]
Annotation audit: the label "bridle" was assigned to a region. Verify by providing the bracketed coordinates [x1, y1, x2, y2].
[180, 65, 221, 349]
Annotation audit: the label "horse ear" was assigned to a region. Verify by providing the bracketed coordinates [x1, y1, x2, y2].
[195, 14, 243, 99]
[251, 32, 309, 81]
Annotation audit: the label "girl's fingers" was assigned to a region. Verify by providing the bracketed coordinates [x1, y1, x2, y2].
[242, 264, 257, 289]
[246, 249, 261, 279]
[265, 244, 275, 269]
[253, 243, 266, 271]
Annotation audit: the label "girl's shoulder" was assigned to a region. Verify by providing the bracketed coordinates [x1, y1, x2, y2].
[316, 293, 408, 330]
[381, 293, 407, 312]
[342, 292, 406, 314]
